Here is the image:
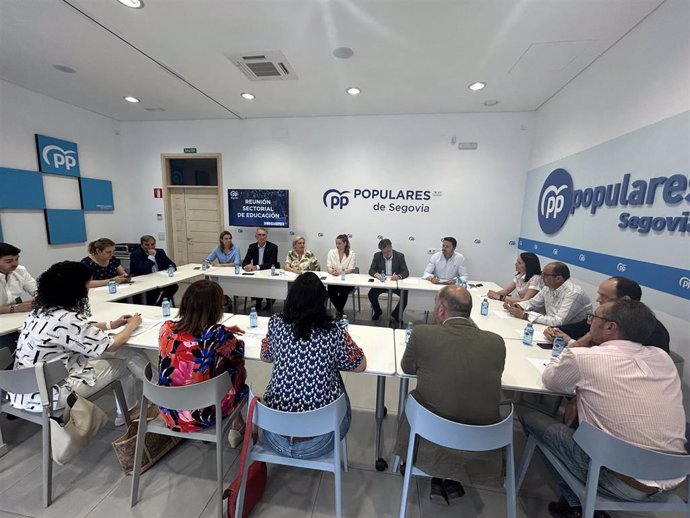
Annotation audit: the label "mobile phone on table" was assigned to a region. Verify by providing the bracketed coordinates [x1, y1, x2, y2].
[368, 278, 375, 282]
[536, 342, 553, 349]
[242, 272, 255, 276]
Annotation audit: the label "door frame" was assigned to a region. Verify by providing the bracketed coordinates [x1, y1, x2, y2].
[161, 153, 224, 263]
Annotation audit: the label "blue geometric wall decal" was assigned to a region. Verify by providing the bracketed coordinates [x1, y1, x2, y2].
[0, 167, 46, 209]
[35, 134, 80, 177]
[44, 209, 86, 244]
[0, 218, 3, 242]
[80, 177, 114, 211]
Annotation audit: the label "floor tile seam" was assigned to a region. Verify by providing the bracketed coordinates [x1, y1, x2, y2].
[0, 463, 42, 501]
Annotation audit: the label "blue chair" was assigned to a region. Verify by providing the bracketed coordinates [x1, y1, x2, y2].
[234, 388, 349, 518]
[516, 421, 690, 518]
[398, 393, 516, 518]
[130, 363, 246, 518]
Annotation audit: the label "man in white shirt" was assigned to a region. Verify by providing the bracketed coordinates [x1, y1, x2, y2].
[520, 299, 686, 518]
[0, 242, 36, 315]
[422, 237, 468, 284]
[505, 261, 591, 326]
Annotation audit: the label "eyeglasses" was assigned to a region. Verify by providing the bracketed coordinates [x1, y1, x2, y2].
[586, 313, 618, 325]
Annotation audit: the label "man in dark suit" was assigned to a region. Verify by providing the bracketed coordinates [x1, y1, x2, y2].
[367, 238, 409, 321]
[242, 227, 279, 310]
[394, 285, 506, 505]
[129, 235, 178, 305]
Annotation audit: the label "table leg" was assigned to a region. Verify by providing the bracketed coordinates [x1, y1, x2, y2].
[374, 375, 388, 471]
[386, 289, 392, 323]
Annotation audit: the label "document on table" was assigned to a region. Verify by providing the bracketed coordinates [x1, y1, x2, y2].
[515, 329, 546, 342]
[241, 327, 268, 348]
[110, 317, 162, 336]
[527, 358, 550, 375]
[399, 278, 420, 285]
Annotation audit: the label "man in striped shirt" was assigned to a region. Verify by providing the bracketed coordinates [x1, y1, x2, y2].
[520, 299, 686, 518]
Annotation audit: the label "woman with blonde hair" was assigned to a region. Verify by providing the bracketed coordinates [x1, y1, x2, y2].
[284, 236, 320, 273]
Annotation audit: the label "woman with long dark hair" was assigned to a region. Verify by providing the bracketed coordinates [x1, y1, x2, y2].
[487, 252, 543, 303]
[158, 279, 247, 442]
[260, 272, 366, 458]
[205, 231, 241, 267]
[11, 261, 145, 424]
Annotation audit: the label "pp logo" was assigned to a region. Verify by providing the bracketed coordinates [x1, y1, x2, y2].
[616, 263, 627, 272]
[680, 277, 690, 290]
[538, 168, 573, 235]
[578, 254, 586, 262]
[230, 190, 239, 199]
[36, 134, 80, 176]
[43, 145, 76, 171]
[553, 248, 559, 255]
[323, 189, 351, 209]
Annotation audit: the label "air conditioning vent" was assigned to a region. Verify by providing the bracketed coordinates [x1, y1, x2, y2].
[226, 51, 298, 81]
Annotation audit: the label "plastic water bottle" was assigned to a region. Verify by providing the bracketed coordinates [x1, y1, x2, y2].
[201, 260, 208, 272]
[456, 274, 462, 286]
[342, 314, 349, 329]
[480, 297, 489, 316]
[340, 269, 346, 281]
[271, 264, 276, 276]
[234, 264, 240, 275]
[167, 265, 174, 277]
[461, 276, 468, 289]
[522, 322, 534, 346]
[552, 336, 566, 357]
[108, 279, 117, 294]
[249, 306, 258, 328]
[162, 298, 171, 317]
[405, 322, 413, 345]
[380, 270, 386, 283]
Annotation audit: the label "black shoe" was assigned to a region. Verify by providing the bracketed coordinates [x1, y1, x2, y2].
[548, 498, 610, 518]
[429, 477, 448, 506]
[371, 309, 382, 321]
[442, 479, 465, 505]
[391, 308, 400, 321]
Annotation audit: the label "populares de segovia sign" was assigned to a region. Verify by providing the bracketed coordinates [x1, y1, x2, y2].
[538, 168, 690, 235]
[35, 134, 80, 177]
[323, 188, 432, 214]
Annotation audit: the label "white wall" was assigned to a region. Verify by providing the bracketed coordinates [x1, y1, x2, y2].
[0, 80, 129, 276]
[525, 0, 690, 403]
[119, 112, 535, 283]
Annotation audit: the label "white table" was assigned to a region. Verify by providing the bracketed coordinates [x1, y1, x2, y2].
[318, 271, 398, 321]
[398, 277, 502, 315]
[206, 268, 296, 307]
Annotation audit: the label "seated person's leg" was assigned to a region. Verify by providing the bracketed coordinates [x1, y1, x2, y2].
[368, 288, 383, 319]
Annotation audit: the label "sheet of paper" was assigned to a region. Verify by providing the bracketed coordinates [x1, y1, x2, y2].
[527, 357, 550, 375]
[111, 317, 162, 336]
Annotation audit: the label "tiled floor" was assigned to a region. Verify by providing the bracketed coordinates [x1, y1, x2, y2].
[0, 296, 685, 517]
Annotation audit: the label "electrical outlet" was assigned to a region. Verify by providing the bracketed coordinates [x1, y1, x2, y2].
[427, 248, 436, 254]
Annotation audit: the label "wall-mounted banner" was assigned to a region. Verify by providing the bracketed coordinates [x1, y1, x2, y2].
[228, 189, 289, 228]
[35, 134, 80, 177]
[80, 177, 114, 211]
[0, 167, 46, 209]
[538, 167, 690, 236]
[519, 236, 689, 300]
[322, 188, 434, 215]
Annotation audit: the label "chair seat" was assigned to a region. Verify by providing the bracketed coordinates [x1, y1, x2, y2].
[146, 414, 233, 442]
[249, 438, 340, 472]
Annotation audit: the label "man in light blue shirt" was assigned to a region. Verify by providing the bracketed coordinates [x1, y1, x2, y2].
[422, 237, 468, 284]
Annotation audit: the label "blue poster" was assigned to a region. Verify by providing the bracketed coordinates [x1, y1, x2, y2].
[80, 177, 114, 210]
[44, 209, 86, 244]
[228, 189, 289, 228]
[35, 134, 81, 177]
[0, 167, 46, 209]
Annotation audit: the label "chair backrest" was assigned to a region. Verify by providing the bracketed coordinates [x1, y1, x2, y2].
[0, 347, 12, 369]
[142, 363, 232, 410]
[405, 393, 514, 452]
[0, 356, 68, 396]
[248, 387, 347, 438]
[574, 422, 690, 480]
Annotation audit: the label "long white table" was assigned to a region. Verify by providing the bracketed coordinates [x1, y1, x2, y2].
[205, 267, 297, 303]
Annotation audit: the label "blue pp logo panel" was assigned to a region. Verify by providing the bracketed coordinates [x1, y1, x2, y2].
[0, 167, 47, 209]
[35, 134, 80, 177]
[80, 177, 114, 211]
[44, 209, 87, 245]
[537, 168, 573, 235]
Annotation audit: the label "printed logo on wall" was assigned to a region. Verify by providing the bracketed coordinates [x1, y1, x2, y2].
[322, 188, 433, 214]
[35, 134, 81, 177]
[537, 168, 573, 234]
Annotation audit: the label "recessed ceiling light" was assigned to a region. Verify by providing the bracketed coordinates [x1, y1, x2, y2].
[468, 82, 486, 91]
[346, 87, 361, 96]
[116, 0, 144, 8]
[53, 64, 77, 74]
[123, 96, 140, 103]
[483, 99, 499, 106]
[240, 92, 255, 100]
[333, 47, 354, 59]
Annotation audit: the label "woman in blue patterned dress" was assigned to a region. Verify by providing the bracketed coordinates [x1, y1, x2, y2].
[260, 271, 366, 458]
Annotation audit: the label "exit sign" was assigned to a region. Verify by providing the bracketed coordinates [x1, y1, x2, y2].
[183, 148, 197, 154]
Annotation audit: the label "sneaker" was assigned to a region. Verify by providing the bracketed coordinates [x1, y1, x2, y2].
[442, 479, 465, 505]
[429, 477, 449, 506]
[371, 309, 382, 321]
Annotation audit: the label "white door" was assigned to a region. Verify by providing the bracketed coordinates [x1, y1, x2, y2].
[170, 188, 221, 264]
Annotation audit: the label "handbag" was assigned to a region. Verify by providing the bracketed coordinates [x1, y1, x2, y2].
[112, 405, 182, 475]
[223, 396, 267, 518]
[36, 362, 108, 466]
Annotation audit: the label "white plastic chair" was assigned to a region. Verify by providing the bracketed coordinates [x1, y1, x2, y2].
[399, 393, 516, 518]
[0, 347, 130, 507]
[235, 388, 349, 518]
[516, 421, 690, 518]
[130, 363, 246, 518]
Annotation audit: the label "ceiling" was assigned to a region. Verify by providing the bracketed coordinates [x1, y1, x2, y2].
[0, 0, 667, 121]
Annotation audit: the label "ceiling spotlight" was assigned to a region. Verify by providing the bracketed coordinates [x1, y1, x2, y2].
[468, 81, 486, 91]
[123, 96, 140, 103]
[333, 47, 354, 59]
[116, 0, 144, 8]
[240, 92, 255, 100]
[483, 99, 499, 106]
[346, 87, 361, 96]
[53, 64, 77, 74]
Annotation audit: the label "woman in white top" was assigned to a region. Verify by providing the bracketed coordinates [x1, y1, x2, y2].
[326, 234, 356, 317]
[487, 252, 543, 304]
